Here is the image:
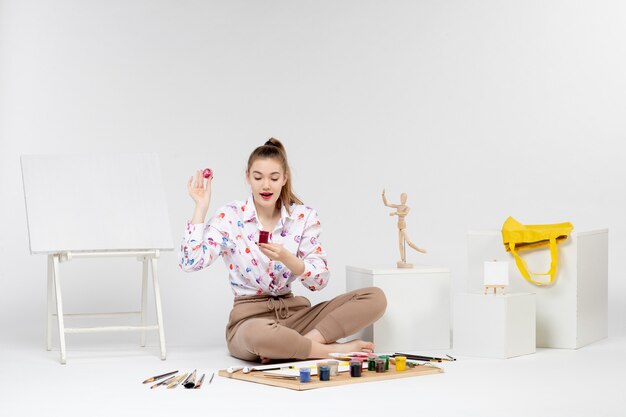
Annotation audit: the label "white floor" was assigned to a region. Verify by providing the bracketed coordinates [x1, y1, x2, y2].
[1, 337, 623, 417]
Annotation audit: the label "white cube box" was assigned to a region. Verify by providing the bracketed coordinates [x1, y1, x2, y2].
[346, 265, 450, 352]
[467, 229, 608, 349]
[453, 293, 535, 358]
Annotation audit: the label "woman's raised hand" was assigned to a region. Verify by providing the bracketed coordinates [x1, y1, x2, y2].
[187, 170, 212, 210]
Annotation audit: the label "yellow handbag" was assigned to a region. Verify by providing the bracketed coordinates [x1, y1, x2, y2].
[501, 216, 574, 286]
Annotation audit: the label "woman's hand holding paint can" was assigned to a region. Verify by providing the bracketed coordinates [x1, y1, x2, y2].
[188, 169, 214, 223]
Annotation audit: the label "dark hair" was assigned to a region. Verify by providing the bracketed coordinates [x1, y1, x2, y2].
[247, 138, 302, 212]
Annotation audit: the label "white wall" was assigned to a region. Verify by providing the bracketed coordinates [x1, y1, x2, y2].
[1, 0, 625, 349]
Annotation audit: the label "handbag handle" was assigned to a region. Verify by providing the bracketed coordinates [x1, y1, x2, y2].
[508, 237, 558, 286]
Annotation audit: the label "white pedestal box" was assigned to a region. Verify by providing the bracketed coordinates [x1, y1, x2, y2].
[467, 229, 608, 349]
[346, 265, 450, 352]
[453, 293, 536, 358]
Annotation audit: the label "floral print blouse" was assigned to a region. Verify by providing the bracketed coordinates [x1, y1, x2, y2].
[179, 196, 329, 297]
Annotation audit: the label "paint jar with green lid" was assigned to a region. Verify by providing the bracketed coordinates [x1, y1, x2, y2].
[379, 355, 390, 370]
[367, 357, 376, 371]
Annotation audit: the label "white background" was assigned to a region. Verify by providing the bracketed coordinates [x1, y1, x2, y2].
[1, 0, 625, 352]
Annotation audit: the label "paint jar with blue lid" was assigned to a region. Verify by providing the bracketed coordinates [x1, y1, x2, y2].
[319, 365, 331, 381]
[299, 367, 311, 383]
[316, 362, 328, 376]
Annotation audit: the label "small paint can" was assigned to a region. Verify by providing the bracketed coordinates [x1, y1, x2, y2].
[349, 360, 362, 377]
[379, 355, 390, 370]
[367, 357, 376, 371]
[316, 362, 328, 377]
[299, 367, 311, 383]
[327, 360, 339, 376]
[258, 230, 270, 244]
[319, 366, 331, 381]
[375, 358, 386, 373]
[395, 356, 407, 371]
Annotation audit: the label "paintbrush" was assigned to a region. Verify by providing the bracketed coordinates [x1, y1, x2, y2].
[243, 365, 289, 374]
[194, 374, 206, 389]
[393, 353, 456, 362]
[167, 373, 188, 389]
[262, 373, 299, 380]
[227, 366, 243, 374]
[142, 370, 178, 384]
[150, 374, 178, 389]
[183, 370, 197, 388]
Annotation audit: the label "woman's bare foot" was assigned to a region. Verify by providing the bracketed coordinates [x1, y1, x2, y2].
[260, 357, 271, 364]
[303, 328, 374, 354]
[307, 338, 374, 359]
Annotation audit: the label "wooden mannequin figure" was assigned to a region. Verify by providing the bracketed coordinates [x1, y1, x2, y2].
[382, 189, 426, 268]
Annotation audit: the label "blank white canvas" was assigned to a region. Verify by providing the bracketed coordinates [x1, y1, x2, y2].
[21, 153, 174, 253]
[484, 261, 509, 286]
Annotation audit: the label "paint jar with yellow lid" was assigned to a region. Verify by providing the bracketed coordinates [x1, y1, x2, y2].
[395, 356, 407, 371]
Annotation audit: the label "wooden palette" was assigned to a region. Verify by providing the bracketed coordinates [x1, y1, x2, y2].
[218, 364, 443, 391]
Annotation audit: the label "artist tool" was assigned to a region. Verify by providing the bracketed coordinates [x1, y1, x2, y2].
[349, 361, 362, 377]
[375, 358, 386, 373]
[227, 366, 243, 374]
[150, 374, 179, 389]
[327, 361, 339, 376]
[315, 362, 328, 377]
[208, 373, 215, 384]
[379, 355, 390, 370]
[183, 370, 197, 389]
[263, 374, 299, 380]
[395, 356, 407, 371]
[167, 373, 188, 389]
[319, 366, 331, 381]
[194, 374, 206, 389]
[258, 230, 270, 244]
[389, 357, 420, 367]
[242, 364, 288, 374]
[393, 353, 456, 362]
[142, 370, 178, 384]
[299, 367, 311, 383]
[367, 357, 376, 371]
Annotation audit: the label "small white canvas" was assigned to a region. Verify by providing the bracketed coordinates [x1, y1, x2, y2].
[484, 261, 509, 286]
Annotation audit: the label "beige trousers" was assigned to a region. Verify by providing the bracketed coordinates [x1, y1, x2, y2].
[226, 287, 387, 361]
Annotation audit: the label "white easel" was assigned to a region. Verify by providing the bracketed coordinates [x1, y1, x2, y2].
[46, 250, 166, 364]
[22, 153, 173, 364]
[483, 260, 509, 296]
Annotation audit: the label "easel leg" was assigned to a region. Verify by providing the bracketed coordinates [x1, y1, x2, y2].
[150, 258, 167, 360]
[52, 255, 67, 364]
[46, 255, 54, 351]
[140, 258, 148, 347]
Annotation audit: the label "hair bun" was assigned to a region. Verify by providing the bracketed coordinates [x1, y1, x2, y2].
[265, 137, 285, 152]
[265, 137, 279, 146]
